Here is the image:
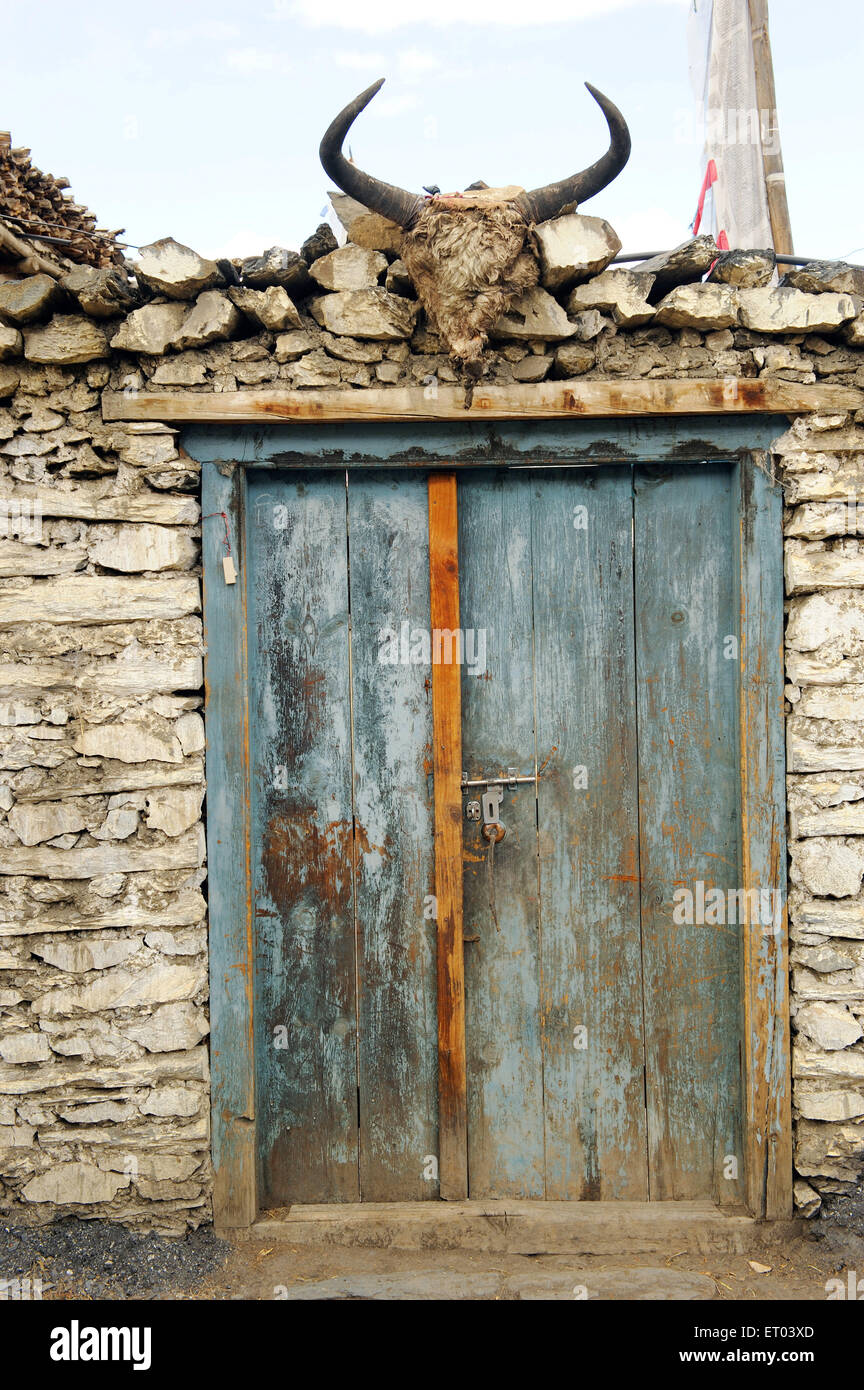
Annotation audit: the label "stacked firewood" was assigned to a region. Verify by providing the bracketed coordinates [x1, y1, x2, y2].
[0, 132, 123, 268]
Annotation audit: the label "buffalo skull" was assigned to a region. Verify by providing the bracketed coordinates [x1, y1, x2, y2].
[320, 78, 630, 373]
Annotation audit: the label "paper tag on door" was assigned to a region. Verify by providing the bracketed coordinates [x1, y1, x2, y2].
[223, 555, 238, 585]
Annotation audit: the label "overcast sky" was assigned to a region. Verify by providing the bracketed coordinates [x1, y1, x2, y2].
[4, 0, 862, 264]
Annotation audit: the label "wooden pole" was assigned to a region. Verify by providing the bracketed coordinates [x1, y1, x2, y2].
[747, 0, 794, 255]
[428, 472, 469, 1200]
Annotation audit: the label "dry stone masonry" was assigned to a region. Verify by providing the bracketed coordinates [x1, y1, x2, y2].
[0, 186, 863, 1229]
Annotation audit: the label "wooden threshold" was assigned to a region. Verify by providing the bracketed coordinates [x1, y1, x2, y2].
[237, 1200, 802, 1254]
[101, 377, 863, 425]
[428, 472, 468, 1201]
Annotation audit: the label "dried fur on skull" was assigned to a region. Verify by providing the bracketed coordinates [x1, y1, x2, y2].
[401, 201, 538, 374]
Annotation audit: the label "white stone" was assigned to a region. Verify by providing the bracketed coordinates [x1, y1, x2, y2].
[0, 1032, 52, 1064]
[327, 192, 404, 253]
[134, 238, 223, 300]
[89, 524, 197, 574]
[91, 806, 139, 841]
[655, 283, 739, 331]
[110, 302, 188, 355]
[125, 1002, 209, 1053]
[566, 269, 655, 326]
[0, 825, 203, 880]
[6, 801, 88, 846]
[32, 960, 206, 1017]
[310, 289, 418, 340]
[145, 786, 203, 836]
[786, 547, 864, 595]
[794, 1001, 864, 1050]
[533, 213, 622, 291]
[174, 711, 205, 755]
[24, 316, 110, 365]
[274, 330, 316, 362]
[172, 291, 242, 351]
[786, 590, 864, 652]
[791, 838, 864, 898]
[309, 245, 387, 291]
[0, 324, 22, 360]
[795, 1084, 864, 1121]
[493, 286, 575, 341]
[738, 287, 857, 334]
[139, 1085, 202, 1117]
[73, 711, 183, 764]
[22, 1161, 130, 1205]
[793, 1179, 821, 1216]
[228, 285, 302, 331]
[0, 573, 197, 626]
[31, 939, 138, 972]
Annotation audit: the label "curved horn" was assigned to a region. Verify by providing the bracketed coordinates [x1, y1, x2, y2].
[516, 83, 631, 224]
[319, 78, 422, 230]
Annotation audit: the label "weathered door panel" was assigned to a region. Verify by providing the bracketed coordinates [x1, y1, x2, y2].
[248, 459, 749, 1207]
[532, 469, 648, 1201]
[634, 463, 745, 1204]
[248, 472, 359, 1205]
[459, 473, 545, 1198]
[347, 474, 438, 1200]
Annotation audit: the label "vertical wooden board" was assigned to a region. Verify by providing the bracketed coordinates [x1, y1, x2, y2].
[202, 463, 256, 1227]
[634, 463, 744, 1203]
[737, 453, 791, 1218]
[247, 471, 359, 1205]
[428, 472, 468, 1199]
[458, 471, 545, 1198]
[347, 472, 438, 1200]
[533, 467, 648, 1200]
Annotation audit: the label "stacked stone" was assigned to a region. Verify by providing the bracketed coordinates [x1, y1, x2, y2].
[783, 412, 864, 1217]
[0, 200, 863, 1230]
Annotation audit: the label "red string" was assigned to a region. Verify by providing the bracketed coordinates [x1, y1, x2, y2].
[202, 511, 231, 556]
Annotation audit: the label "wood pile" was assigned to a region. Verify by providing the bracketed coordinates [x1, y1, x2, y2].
[0, 131, 123, 271]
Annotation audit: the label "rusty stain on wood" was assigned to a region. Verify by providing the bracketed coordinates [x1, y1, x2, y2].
[101, 378, 863, 425]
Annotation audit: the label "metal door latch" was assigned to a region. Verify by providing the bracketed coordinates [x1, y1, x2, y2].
[465, 800, 481, 821]
[480, 784, 505, 843]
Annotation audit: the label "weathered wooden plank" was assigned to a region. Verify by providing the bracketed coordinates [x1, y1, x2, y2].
[182, 415, 788, 472]
[634, 463, 744, 1204]
[458, 471, 545, 1197]
[532, 468, 648, 1200]
[103, 378, 862, 424]
[737, 451, 792, 1218]
[347, 472, 438, 1200]
[247, 471, 359, 1205]
[428, 471, 468, 1200]
[201, 460, 255, 1229]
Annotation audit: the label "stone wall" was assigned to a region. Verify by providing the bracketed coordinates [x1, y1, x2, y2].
[0, 211, 863, 1228]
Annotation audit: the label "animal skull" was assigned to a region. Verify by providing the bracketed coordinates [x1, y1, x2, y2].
[320, 79, 631, 373]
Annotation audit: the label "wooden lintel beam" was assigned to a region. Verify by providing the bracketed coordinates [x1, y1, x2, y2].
[101, 378, 862, 426]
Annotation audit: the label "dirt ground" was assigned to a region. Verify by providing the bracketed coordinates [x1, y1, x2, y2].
[2, 1191, 863, 1301]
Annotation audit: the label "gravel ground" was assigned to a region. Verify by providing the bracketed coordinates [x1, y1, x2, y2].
[2, 1187, 863, 1301]
[0, 1219, 230, 1300]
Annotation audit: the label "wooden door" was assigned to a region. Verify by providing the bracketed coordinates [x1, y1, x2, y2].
[459, 464, 743, 1202]
[247, 462, 745, 1206]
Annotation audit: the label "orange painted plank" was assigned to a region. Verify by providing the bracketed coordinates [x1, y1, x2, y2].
[428, 471, 468, 1200]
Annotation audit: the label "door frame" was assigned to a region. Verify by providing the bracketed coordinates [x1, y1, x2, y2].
[196, 414, 791, 1227]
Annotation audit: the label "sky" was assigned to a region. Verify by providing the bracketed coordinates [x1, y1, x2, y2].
[3, 0, 862, 265]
